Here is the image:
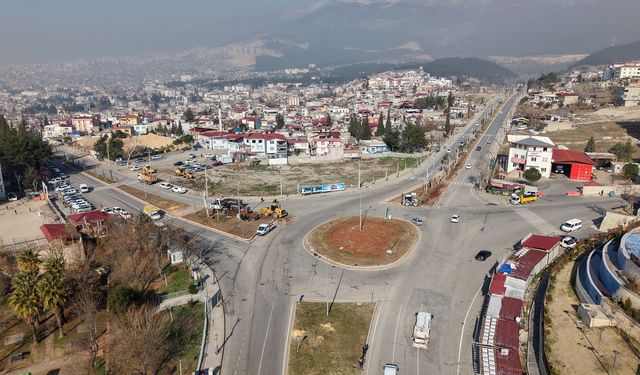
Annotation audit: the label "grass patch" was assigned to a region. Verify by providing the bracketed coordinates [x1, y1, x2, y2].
[84, 170, 114, 184]
[288, 302, 375, 375]
[118, 185, 187, 212]
[159, 268, 193, 295]
[173, 301, 206, 373]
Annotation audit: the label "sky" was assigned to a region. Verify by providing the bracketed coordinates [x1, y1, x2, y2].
[1, 0, 639, 65]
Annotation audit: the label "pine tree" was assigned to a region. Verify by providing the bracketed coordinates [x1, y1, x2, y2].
[584, 136, 596, 152]
[375, 113, 385, 137]
[348, 115, 361, 139]
[361, 117, 372, 140]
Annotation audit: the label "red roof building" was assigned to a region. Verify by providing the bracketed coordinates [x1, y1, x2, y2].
[552, 149, 595, 180]
[499, 297, 523, 321]
[521, 234, 561, 252]
[510, 249, 548, 281]
[495, 319, 520, 350]
[40, 224, 79, 243]
[489, 274, 507, 296]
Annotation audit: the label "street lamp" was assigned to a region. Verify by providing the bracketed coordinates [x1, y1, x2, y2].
[612, 349, 620, 375]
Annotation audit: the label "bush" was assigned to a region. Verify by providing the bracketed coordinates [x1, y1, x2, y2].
[107, 284, 138, 313]
[188, 284, 198, 294]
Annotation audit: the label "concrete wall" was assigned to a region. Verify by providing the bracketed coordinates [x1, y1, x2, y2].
[601, 300, 640, 342]
[576, 259, 598, 304]
[582, 184, 640, 197]
[544, 121, 573, 132]
[598, 241, 623, 295]
[582, 251, 604, 304]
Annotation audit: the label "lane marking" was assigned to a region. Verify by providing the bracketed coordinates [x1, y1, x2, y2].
[457, 283, 483, 375]
[281, 299, 296, 375]
[365, 300, 384, 375]
[257, 302, 275, 375]
[417, 347, 420, 375]
[392, 303, 403, 363]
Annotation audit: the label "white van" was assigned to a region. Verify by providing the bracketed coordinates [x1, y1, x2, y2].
[79, 184, 90, 193]
[561, 219, 582, 232]
[383, 364, 399, 375]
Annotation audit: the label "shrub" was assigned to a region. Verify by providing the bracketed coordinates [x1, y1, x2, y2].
[107, 284, 138, 313]
[188, 284, 198, 294]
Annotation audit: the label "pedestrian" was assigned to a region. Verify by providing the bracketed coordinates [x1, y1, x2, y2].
[261, 197, 264, 203]
[14, 209, 17, 215]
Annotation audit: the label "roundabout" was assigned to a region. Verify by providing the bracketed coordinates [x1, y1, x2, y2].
[305, 216, 420, 268]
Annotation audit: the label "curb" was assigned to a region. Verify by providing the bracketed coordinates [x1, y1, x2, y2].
[302, 217, 421, 271]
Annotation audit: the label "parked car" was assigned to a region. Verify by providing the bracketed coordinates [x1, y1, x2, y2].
[383, 364, 399, 375]
[101, 207, 116, 214]
[465, 164, 472, 169]
[560, 236, 578, 249]
[185, 159, 196, 164]
[130, 165, 141, 171]
[172, 186, 187, 194]
[476, 146, 481, 151]
[560, 218, 582, 232]
[411, 217, 424, 226]
[475, 250, 492, 261]
[450, 214, 460, 223]
[159, 182, 172, 189]
[151, 155, 162, 160]
[7, 192, 18, 201]
[256, 223, 275, 236]
[204, 153, 215, 158]
[173, 161, 184, 166]
[119, 210, 132, 219]
[112, 207, 124, 214]
[446, 148, 452, 153]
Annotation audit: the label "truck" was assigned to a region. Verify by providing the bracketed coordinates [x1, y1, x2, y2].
[137, 171, 158, 184]
[402, 193, 418, 207]
[143, 165, 157, 174]
[143, 205, 162, 220]
[259, 204, 288, 218]
[412, 311, 432, 349]
[510, 193, 538, 205]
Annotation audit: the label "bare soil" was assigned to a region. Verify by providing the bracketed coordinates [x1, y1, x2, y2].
[118, 185, 187, 213]
[307, 216, 418, 266]
[546, 260, 640, 374]
[184, 209, 278, 239]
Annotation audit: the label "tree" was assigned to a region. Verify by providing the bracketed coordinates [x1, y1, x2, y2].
[523, 167, 542, 184]
[623, 163, 639, 180]
[275, 113, 285, 129]
[383, 112, 399, 151]
[37, 258, 69, 337]
[375, 113, 385, 137]
[72, 286, 101, 371]
[400, 122, 427, 152]
[9, 271, 41, 341]
[107, 284, 138, 313]
[348, 115, 361, 139]
[326, 113, 332, 126]
[17, 249, 41, 272]
[584, 136, 596, 152]
[609, 141, 635, 162]
[183, 108, 195, 123]
[444, 91, 455, 137]
[361, 117, 372, 140]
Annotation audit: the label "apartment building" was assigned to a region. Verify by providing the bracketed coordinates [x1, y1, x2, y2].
[604, 62, 640, 80]
[506, 135, 555, 178]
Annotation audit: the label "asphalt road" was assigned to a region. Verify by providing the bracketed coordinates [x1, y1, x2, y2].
[49, 89, 627, 375]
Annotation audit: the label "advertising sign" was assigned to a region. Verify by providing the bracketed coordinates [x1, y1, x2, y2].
[300, 182, 346, 195]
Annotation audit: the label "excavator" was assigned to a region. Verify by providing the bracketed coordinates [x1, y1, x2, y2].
[174, 167, 194, 179]
[143, 165, 157, 174]
[259, 204, 288, 218]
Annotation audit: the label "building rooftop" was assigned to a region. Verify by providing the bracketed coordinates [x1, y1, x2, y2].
[552, 149, 595, 165]
[521, 234, 561, 251]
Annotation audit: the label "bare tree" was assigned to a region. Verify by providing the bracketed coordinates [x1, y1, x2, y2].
[71, 285, 101, 371]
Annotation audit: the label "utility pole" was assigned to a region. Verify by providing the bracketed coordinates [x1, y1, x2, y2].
[237, 181, 241, 220]
[358, 161, 361, 190]
[612, 350, 620, 375]
[203, 166, 209, 217]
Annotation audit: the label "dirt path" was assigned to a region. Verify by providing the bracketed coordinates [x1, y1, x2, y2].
[546, 260, 640, 375]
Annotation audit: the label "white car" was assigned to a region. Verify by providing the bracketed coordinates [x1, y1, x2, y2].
[79, 184, 90, 193]
[130, 165, 141, 171]
[112, 207, 124, 214]
[204, 153, 215, 158]
[446, 148, 452, 153]
[119, 210, 132, 219]
[465, 164, 472, 169]
[159, 182, 173, 189]
[150, 155, 162, 160]
[101, 207, 116, 214]
[450, 214, 460, 223]
[560, 236, 578, 249]
[172, 186, 187, 194]
[256, 223, 275, 236]
[185, 159, 196, 164]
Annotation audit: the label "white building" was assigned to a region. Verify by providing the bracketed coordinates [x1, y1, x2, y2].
[43, 124, 74, 139]
[619, 83, 640, 107]
[604, 62, 640, 81]
[506, 135, 555, 178]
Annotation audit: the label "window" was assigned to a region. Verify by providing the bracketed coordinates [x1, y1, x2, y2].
[541, 168, 547, 172]
[543, 147, 548, 151]
[512, 163, 518, 167]
[531, 157, 537, 162]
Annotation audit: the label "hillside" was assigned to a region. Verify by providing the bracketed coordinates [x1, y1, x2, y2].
[571, 40, 640, 68]
[404, 57, 517, 84]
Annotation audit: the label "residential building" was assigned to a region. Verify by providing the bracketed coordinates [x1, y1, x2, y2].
[68, 210, 109, 237]
[618, 83, 640, 107]
[71, 114, 100, 134]
[265, 133, 288, 159]
[359, 139, 389, 154]
[43, 123, 73, 139]
[506, 135, 555, 178]
[604, 61, 640, 80]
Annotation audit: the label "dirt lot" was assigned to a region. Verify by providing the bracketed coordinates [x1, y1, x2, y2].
[307, 216, 418, 266]
[158, 156, 421, 197]
[184, 209, 277, 239]
[75, 133, 175, 152]
[118, 185, 187, 213]
[546, 260, 640, 374]
[545, 121, 640, 158]
[288, 302, 375, 375]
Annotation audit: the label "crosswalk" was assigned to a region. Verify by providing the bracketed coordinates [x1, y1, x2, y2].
[514, 208, 558, 235]
[408, 175, 429, 183]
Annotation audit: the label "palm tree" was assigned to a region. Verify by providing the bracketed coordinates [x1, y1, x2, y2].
[17, 249, 41, 273]
[37, 260, 68, 337]
[9, 271, 41, 342]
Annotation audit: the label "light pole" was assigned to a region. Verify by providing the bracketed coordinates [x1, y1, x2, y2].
[612, 349, 620, 375]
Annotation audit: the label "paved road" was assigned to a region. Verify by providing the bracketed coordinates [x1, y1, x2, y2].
[49, 89, 627, 375]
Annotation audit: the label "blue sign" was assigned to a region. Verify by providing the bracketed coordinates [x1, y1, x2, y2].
[300, 182, 345, 195]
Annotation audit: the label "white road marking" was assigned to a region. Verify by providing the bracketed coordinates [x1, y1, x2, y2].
[257, 302, 275, 375]
[365, 300, 384, 375]
[392, 303, 403, 363]
[416, 347, 420, 375]
[514, 208, 557, 234]
[457, 283, 483, 375]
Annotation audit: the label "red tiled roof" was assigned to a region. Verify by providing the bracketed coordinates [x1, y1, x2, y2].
[552, 149, 595, 165]
[489, 274, 506, 296]
[499, 297, 523, 321]
[522, 234, 561, 251]
[264, 133, 287, 141]
[40, 224, 78, 242]
[510, 249, 548, 280]
[68, 210, 108, 224]
[495, 347, 523, 375]
[495, 319, 520, 350]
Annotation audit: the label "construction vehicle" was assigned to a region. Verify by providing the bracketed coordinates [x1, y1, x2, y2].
[412, 311, 432, 349]
[259, 204, 288, 218]
[142, 205, 162, 220]
[510, 193, 538, 205]
[402, 193, 419, 207]
[174, 167, 194, 179]
[143, 165, 157, 174]
[137, 171, 158, 185]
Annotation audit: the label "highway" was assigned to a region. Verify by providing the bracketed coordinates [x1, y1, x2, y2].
[50, 89, 626, 375]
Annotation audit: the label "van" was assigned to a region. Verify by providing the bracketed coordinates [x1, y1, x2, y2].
[561, 219, 582, 232]
[383, 364, 399, 375]
[79, 184, 90, 193]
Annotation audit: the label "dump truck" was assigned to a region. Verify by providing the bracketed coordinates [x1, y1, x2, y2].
[259, 204, 288, 218]
[142, 205, 162, 220]
[412, 311, 432, 349]
[137, 171, 158, 184]
[510, 193, 538, 205]
[174, 167, 194, 179]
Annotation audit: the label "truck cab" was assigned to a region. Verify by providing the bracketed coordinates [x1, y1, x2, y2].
[412, 311, 432, 349]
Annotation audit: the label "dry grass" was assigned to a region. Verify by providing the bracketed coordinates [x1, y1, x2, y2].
[288, 302, 375, 375]
[117, 185, 187, 212]
[184, 209, 276, 239]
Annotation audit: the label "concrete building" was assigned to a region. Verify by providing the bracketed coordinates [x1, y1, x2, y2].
[604, 61, 640, 80]
[618, 83, 640, 107]
[506, 135, 555, 178]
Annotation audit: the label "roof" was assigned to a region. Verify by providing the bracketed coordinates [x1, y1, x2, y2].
[68, 210, 108, 224]
[510, 249, 548, 280]
[552, 149, 595, 165]
[507, 134, 554, 147]
[494, 346, 523, 375]
[40, 224, 79, 242]
[521, 234, 561, 251]
[499, 297, 523, 321]
[489, 274, 507, 296]
[495, 319, 520, 349]
[513, 137, 555, 147]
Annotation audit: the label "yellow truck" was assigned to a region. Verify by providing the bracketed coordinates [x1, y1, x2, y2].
[259, 204, 288, 218]
[174, 167, 193, 179]
[510, 193, 538, 205]
[137, 171, 158, 184]
[142, 205, 162, 220]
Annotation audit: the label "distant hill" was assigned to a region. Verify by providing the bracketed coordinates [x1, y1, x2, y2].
[404, 57, 517, 84]
[570, 40, 640, 68]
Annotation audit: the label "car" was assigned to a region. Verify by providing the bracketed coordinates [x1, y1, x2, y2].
[173, 161, 184, 166]
[58, 173, 68, 179]
[185, 159, 196, 164]
[561, 218, 582, 232]
[560, 236, 578, 249]
[486, 139, 492, 144]
[130, 165, 141, 171]
[112, 207, 124, 214]
[7, 192, 18, 201]
[55, 185, 70, 192]
[189, 153, 196, 158]
[51, 167, 61, 173]
[148, 211, 162, 221]
[172, 186, 187, 194]
[256, 223, 275, 236]
[476, 146, 481, 151]
[411, 217, 424, 226]
[136, 158, 144, 163]
[101, 207, 115, 214]
[75, 206, 93, 213]
[79, 184, 90, 193]
[151, 155, 162, 160]
[446, 148, 452, 153]
[465, 164, 472, 169]
[383, 364, 399, 375]
[159, 182, 173, 189]
[475, 250, 492, 261]
[450, 214, 460, 223]
[48, 177, 62, 184]
[119, 210, 132, 219]
[204, 153, 215, 158]
[62, 189, 77, 195]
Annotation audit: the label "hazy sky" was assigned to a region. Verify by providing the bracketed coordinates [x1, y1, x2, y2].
[1, 0, 639, 65]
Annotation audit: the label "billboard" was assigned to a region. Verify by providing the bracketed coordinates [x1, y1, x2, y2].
[299, 182, 346, 195]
